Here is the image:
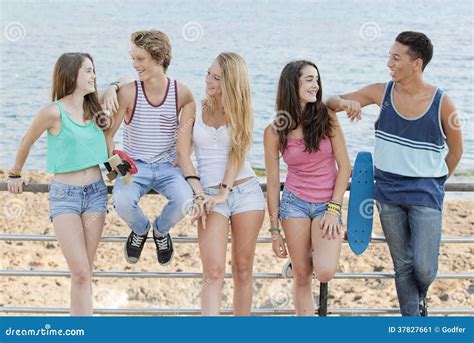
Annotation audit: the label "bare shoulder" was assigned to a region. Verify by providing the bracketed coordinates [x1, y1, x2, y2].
[264, 123, 279, 142]
[176, 81, 194, 102]
[440, 92, 456, 118]
[38, 103, 60, 121]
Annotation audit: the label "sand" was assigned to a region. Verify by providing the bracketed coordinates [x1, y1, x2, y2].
[1, 170, 472, 316]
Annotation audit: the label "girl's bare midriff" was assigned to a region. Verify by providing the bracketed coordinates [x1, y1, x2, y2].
[53, 165, 103, 185]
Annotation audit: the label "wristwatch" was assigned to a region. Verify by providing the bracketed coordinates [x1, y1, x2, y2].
[110, 81, 120, 92]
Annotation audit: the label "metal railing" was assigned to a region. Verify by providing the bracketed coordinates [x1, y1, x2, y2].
[0, 181, 472, 316]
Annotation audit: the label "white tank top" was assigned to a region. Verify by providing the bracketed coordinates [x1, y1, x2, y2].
[192, 111, 255, 188]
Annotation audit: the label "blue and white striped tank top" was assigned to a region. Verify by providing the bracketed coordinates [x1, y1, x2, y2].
[123, 78, 178, 163]
[374, 81, 448, 210]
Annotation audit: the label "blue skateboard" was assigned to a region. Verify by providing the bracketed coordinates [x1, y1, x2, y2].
[346, 152, 374, 255]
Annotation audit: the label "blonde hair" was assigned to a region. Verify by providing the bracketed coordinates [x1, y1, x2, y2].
[131, 30, 172, 72]
[202, 52, 253, 170]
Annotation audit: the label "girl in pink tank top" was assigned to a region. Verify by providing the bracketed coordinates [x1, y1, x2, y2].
[264, 60, 351, 316]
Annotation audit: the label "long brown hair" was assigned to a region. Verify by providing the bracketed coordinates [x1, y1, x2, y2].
[202, 52, 253, 170]
[51, 52, 102, 125]
[275, 60, 333, 153]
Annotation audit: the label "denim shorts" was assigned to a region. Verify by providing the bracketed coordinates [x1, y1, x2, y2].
[203, 177, 265, 219]
[48, 179, 108, 221]
[279, 187, 340, 221]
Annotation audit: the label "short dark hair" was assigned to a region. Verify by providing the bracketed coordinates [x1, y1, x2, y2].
[395, 31, 433, 71]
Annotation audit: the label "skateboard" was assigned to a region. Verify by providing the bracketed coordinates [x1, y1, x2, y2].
[104, 150, 138, 185]
[345, 151, 374, 255]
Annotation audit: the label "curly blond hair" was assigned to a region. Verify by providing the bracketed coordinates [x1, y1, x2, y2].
[131, 30, 172, 72]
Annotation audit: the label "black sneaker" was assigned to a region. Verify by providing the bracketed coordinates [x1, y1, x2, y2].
[124, 231, 148, 264]
[153, 233, 174, 266]
[419, 297, 428, 316]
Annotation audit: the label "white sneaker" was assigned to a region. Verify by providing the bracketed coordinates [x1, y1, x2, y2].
[281, 259, 293, 278]
[281, 259, 317, 279]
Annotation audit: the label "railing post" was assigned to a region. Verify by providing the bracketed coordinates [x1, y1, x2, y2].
[318, 282, 328, 316]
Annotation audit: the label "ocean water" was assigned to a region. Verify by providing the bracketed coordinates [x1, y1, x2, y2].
[1, 0, 473, 180]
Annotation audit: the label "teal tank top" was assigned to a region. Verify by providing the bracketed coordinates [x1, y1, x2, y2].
[46, 100, 108, 173]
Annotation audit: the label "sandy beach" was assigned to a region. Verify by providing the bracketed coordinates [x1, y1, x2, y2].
[1, 169, 472, 316]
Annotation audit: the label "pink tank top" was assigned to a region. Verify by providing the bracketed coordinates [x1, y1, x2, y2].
[282, 137, 337, 202]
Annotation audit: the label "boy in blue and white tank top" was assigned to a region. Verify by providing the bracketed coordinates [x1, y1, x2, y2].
[103, 30, 195, 267]
[327, 31, 463, 316]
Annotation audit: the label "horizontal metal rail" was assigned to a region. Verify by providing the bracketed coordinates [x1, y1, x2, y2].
[1, 270, 472, 280]
[1, 234, 472, 244]
[1, 182, 473, 193]
[1, 181, 472, 316]
[0, 306, 472, 315]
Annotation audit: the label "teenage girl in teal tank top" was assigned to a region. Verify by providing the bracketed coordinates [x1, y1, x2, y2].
[7, 53, 111, 315]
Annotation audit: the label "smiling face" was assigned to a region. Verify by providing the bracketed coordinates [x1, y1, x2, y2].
[298, 64, 319, 107]
[387, 41, 423, 82]
[205, 59, 222, 97]
[130, 43, 160, 81]
[75, 57, 96, 95]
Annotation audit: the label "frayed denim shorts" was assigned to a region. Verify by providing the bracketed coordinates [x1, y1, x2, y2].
[279, 187, 341, 222]
[48, 179, 108, 221]
[203, 177, 265, 219]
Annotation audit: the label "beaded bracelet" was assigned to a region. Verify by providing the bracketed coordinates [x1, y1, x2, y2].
[326, 207, 341, 216]
[8, 170, 22, 178]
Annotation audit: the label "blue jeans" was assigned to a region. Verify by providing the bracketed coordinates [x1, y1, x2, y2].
[112, 160, 193, 236]
[378, 202, 442, 316]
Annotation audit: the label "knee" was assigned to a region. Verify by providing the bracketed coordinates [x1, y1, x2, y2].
[293, 267, 313, 287]
[314, 266, 337, 283]
[113, 193, 138, 215]
[232, 262, 253, 284]
[414, 265, 437, 285]
[70, 265, 91, 286]
[203, 265, 225, 285]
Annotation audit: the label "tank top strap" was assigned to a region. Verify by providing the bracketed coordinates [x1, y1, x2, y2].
[54, 100, 66, 124]
[381, 81, 394, 107]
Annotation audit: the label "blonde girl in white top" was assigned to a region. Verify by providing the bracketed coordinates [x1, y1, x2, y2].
[177, 52, 265, 315]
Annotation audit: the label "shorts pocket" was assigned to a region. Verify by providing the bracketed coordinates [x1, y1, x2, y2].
[280, 189, 294, 205]
[48, 184, 69, 201]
